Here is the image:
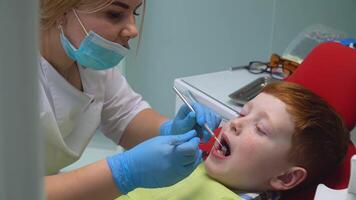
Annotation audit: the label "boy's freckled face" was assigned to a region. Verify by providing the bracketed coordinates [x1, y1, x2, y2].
[205, 93, 295, 191]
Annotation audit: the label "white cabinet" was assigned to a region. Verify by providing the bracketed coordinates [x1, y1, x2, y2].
[174, 69, 265, 121]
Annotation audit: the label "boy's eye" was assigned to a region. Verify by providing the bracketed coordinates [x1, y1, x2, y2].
[256, 125, 267, 135]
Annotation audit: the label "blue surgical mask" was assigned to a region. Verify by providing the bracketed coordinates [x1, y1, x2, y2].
[59, 9, 128, 70]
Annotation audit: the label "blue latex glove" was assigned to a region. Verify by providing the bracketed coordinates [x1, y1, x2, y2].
[160, 103, 221, 142]
[107, 130, 202, 194]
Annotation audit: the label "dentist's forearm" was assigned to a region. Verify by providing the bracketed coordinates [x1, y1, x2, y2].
[45, 160, 120, 200]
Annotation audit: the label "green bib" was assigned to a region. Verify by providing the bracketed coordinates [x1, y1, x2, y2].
[117, 164, 242, 200]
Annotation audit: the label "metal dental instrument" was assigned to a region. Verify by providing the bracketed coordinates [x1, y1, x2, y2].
[173, 86, 227, 154]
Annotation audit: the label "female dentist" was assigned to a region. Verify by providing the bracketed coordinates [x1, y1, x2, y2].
[40, 0, 221, 199]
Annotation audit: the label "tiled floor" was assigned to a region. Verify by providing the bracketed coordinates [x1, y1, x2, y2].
[61, 131, 124, 172]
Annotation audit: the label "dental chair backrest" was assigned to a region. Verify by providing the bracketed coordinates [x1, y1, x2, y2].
[283, 42, 356, 200]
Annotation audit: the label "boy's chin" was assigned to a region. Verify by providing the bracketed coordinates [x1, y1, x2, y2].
[204, 158, 214, 173]
[204, 160, 241, 190]
[204, 154, 218, 169]
[204, 157, 223, 179]
[204, 158, 267, 192]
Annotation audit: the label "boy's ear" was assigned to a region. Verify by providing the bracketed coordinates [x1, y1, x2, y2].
[269, 167, 307, 190]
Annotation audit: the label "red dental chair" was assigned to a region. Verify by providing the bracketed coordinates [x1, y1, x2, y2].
[199, 42, 356, 199]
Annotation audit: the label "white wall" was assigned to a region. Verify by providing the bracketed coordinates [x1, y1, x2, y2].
[0, 0, 43, 199]
[126, 0, 356, 117]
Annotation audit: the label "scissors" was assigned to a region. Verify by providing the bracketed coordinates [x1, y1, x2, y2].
[173, 86, 227, 154]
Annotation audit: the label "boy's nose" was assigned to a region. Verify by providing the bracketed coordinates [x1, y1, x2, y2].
[229, 120, 242, 136]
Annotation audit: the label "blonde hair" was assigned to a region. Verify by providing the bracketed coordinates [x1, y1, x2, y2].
[40, 0, 116, 30]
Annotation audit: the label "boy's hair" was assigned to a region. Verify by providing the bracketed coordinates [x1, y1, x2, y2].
[262, 82, 349, 187]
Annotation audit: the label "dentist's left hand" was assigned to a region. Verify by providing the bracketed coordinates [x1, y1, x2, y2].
[106, 130, 202, 194]
[160, 103, 221, 142]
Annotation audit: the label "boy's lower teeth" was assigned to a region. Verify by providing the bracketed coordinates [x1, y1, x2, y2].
[218, 149, 224, 155]
[221, 146, 227, 155]
[218, 149, 225, 156]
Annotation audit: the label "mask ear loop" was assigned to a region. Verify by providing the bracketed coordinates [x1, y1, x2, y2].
[58, 25, 65, 35]
[72, 8, 89, 36]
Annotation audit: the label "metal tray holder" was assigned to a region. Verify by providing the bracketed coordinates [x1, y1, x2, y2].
[228, 76, 279, 106]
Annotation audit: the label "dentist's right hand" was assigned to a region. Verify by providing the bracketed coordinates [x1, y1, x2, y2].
[106, 130, 202, 194]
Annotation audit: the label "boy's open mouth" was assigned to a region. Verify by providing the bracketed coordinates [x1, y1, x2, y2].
[216, 134, 231, 157]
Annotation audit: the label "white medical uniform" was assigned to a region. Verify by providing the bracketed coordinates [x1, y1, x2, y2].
[39, 57, 150, 175]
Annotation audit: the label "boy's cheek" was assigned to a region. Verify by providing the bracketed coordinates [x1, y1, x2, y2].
[236, 137, 260, 155]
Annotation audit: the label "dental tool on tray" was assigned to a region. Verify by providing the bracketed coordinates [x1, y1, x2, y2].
[173, 86, 227, 154]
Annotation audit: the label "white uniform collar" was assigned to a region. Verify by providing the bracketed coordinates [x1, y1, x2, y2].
[40, 57, 93, 138]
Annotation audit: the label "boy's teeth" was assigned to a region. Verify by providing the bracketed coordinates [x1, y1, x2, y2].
[221, 146, 227, 155]
[216, 147, 226, 156]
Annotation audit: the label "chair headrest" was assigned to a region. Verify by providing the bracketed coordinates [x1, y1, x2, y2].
[286, 42, 356, 131]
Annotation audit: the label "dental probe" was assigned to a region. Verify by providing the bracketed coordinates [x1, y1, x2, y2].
[173, 86, 227, 153]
